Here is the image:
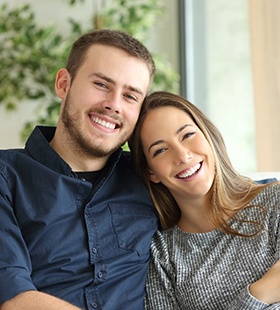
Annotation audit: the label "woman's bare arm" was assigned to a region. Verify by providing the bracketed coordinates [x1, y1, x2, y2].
[249, 259, 280, 304]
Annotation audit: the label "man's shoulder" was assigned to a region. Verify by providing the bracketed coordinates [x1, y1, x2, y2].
[0, 148, 28, 162]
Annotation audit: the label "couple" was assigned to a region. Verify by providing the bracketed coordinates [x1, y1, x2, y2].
[0, 29, 279, 309]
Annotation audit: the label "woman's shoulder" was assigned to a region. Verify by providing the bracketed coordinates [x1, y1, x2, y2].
[255, 182, 280, 203]
[150, 227, 180, 258]
[152, 226, 177, 244]
[250, 182, 280, 220]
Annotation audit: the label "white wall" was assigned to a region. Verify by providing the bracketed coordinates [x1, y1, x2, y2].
[0, 0, 179, 148]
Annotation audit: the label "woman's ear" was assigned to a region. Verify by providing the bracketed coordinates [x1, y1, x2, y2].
[55, 68, 71, 99]
[149, 170, 160, 183]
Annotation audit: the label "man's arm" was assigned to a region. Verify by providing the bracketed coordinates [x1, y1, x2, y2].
[0, 291, 81, 310]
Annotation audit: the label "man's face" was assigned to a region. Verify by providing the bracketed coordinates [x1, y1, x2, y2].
[57, 44, 150, 160]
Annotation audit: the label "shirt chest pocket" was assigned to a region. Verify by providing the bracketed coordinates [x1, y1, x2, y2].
[109, 203, 157, 256]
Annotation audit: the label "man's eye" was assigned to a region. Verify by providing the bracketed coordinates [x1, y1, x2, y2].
[125, 94, 137, 102]
[95, 82, 107, 88]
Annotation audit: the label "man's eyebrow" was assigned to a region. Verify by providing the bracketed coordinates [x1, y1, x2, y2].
[128, 85, 145, 97]
[89, 72, 115, 84]
[89, 72, 145, 97]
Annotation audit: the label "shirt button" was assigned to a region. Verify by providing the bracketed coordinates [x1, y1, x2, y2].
[97, 271, 103, 278]
[91, 302, 97, 308]
[92, 247, 97, 254]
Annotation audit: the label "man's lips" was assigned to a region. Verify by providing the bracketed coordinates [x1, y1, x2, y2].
[176, 162, 202, 179]
[90, 115, 120, 130]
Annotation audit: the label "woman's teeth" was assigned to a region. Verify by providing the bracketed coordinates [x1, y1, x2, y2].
[177, 162, 201, 179]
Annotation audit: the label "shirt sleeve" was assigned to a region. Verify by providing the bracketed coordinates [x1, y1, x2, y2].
[0, 172, 36, 304]
[144, 231, 181, 310]
[225, 285, 269, 309]
[221, 185, 280, 310]
[274, 192, 280, 261]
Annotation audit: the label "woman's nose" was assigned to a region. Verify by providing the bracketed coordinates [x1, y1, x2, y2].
[174, 146, 192, 165]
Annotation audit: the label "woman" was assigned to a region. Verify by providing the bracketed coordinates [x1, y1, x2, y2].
[129, 91, 280, 309]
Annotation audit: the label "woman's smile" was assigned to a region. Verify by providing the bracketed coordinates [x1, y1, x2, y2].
[140, 106, 215, 200]
[175, 161, 203, 179]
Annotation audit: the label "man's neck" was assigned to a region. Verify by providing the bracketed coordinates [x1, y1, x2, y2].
[49, 133, 109, 172]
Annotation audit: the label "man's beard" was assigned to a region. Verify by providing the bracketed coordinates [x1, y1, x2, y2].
[61, 91, 127, 159]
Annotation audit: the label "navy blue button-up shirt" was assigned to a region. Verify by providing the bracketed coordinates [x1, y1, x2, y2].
[0, 126, 158, 309]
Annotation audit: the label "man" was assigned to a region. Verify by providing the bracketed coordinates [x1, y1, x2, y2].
[0, 29, 158, 309]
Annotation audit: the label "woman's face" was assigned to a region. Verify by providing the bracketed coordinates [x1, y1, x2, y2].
[140, 106, 215, 202]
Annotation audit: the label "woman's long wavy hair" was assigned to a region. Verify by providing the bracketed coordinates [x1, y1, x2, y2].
[129, 91, 273, 235]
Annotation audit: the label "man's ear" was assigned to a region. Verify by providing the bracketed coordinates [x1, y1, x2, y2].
[149, 170, 160, 183]
[55, 68, 71, 99]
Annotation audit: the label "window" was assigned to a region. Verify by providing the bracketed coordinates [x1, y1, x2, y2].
[179, 0, 256, 173]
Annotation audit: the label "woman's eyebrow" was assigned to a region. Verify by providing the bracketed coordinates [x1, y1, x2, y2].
[147, 124, 194, 153]
[176, 124, 193, 135]
[148, 140, 165, 153]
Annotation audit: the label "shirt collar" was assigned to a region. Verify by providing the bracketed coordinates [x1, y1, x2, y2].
[25, 125, 123, 176]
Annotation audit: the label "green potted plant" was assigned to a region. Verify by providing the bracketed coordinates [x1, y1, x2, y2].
[0, 0, 179, 141]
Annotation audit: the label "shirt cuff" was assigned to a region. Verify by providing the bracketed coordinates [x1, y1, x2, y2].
[0, 267, 37, 304]
[246, 284, 269, 306]
[228, 285, 269, 310]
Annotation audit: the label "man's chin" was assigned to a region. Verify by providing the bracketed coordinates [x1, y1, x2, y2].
[83, 143, 122, 158]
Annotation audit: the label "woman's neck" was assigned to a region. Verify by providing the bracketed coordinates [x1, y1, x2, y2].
[175, 195, 217, 233]
[176, 195, 236, 233]
[177, 207, 216, 233]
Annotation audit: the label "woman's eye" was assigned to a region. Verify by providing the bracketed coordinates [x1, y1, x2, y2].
[153, 148, 166, 158]
[182, 132, 195, 141]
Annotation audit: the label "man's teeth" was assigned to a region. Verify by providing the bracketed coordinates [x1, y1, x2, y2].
[178, 163, 201, 179]
[91, 116, 116, 129]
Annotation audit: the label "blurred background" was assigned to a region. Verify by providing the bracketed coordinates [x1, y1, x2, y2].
[0, 0, 279, 174]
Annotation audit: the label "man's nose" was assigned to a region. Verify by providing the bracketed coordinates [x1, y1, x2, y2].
[102, 92, 122, 114]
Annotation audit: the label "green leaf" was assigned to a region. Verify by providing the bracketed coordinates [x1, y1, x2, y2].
[0, 0, 179, 142]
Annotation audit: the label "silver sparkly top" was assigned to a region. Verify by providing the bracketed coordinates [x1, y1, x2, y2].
[145, 183, 280, 309]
